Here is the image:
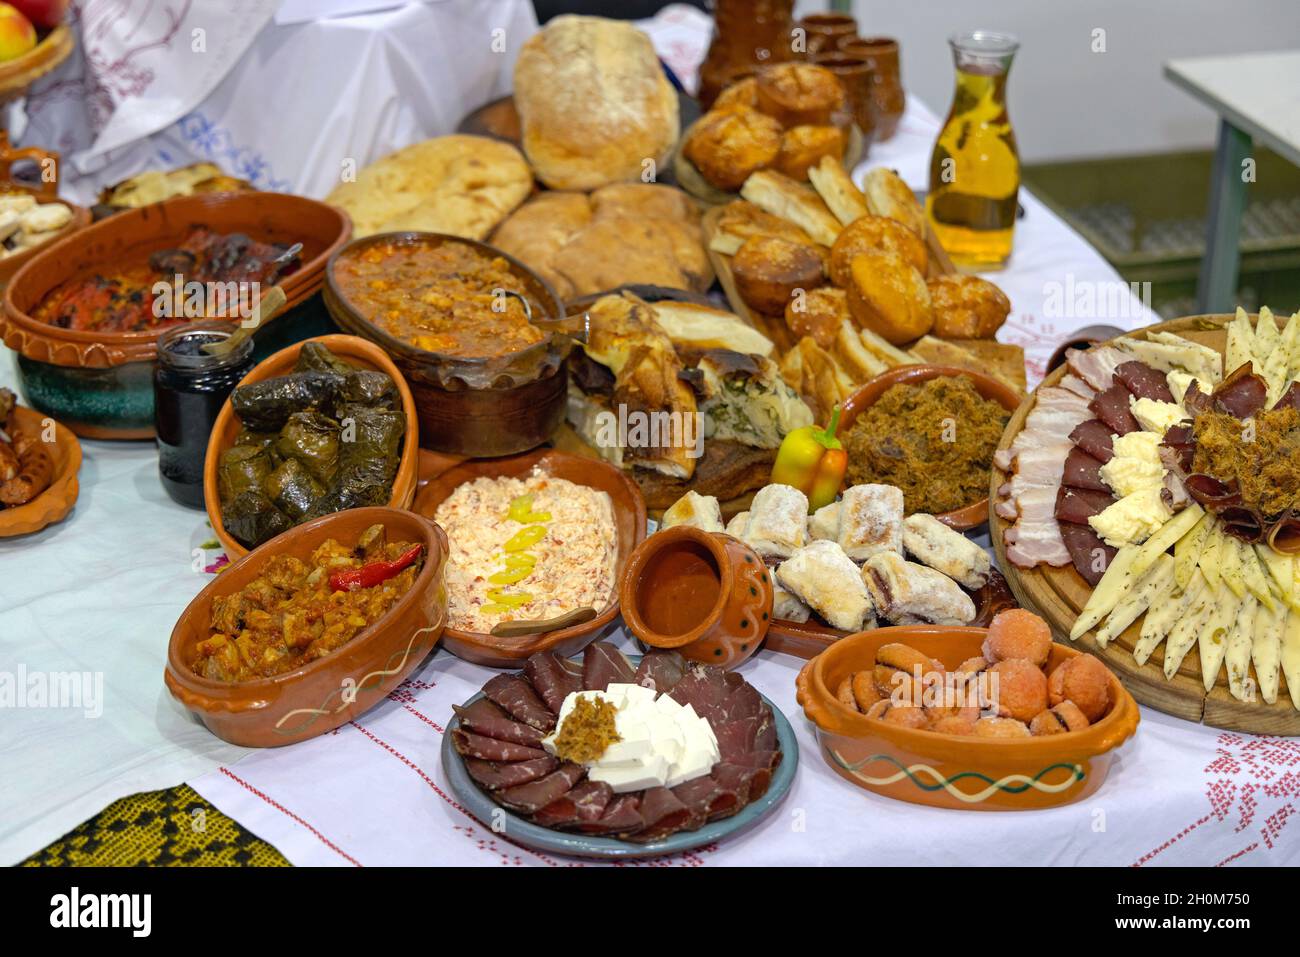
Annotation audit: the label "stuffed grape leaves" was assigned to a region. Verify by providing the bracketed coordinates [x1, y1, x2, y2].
[231, 371, 343, 431]
[274, 411, 340, 484]
[337, 409, 404, 507]
[223, 490, 294, 548]
[217, 445, 273, 501]
[263, 457, 326, 519]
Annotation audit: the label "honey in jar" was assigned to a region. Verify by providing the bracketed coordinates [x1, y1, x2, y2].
[926, 31, 1020, 269]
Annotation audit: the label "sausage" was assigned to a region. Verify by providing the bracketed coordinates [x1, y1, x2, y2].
[0, 426, 54, 506]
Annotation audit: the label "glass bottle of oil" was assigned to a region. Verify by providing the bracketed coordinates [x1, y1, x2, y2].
[927, 31, 1020, 269]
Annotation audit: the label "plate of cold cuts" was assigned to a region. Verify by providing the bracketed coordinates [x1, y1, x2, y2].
[441, 641, 797, 859]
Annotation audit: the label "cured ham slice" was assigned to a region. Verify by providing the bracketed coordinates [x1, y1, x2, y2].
[666, 665, 731, 724]
[583, 642, 636, 691]
[482, 674, 556, 731]
[1055, 486, 1116, 525]
[452, 698, 546, 747]
[524, 651, 583, 715]
[632, 649, 687, 694]
[1067, 345, 1128, 391]
[719, 681, 764, 724]
[1090, 382, 1138, 435]
[1069, 419, 1115, 463]
[1273, 381, 1300, 412]
[1062, 446, 1108, 492]
[1004, 488, 1072, 567]
[497, 762, 585, 814]
[452, 729, 549, 763]
[1114, 360, 1174, 402]
[1058, 521, 1116, 587]
[1214, 363, 1268, 418]
[464, 756, 558, 791]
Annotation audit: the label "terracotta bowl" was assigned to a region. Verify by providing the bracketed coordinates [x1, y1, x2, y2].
[620, 527, 773, 669]
[0, 403, 81, 537]
[203, 334, 420, 561]
[0, 191, 351, 438]
[323, 231, 568, 457]
[839, 364, 1021, 531]
[795, 625, 1140, 810]
[412, 449, 647, 667]
[166, 506, 448, 748]
[0, 196, 92, 288]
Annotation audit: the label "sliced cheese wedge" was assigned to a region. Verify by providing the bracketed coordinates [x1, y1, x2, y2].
[1200, 587, 1241, 691]
[1218, 533, 1245, 598]
[1252, 600, 1285, 705]
[1096, 555, 1176, 648]
[1163, 581, 1218, 679]
[1282, 609, 1300, 712]
[1131, 504, 1204, 579]
[1252, 306, 1280, 367]
[1237, 541, 1276, 610]
[1225, 593, 1259, 700]
[1133, 571, 1204, 667]
[1224, 307, 1255, 375]
[1198, 524, 1225, 591]
[1175, 513, 1212, 589]
[1070, 544, 1141, 640]
[1256, 546, 1298, 612]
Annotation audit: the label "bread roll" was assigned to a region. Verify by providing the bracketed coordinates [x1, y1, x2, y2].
[829, 214, 928, 285]
[785, 286, 848, 350]
[755, 63, 845, 126]
[774, 125, 845, 181]
[514, 16, 680, 190]
[683, 108, 783, 192]
[713, 76, 759, 113]
[927, 274, 1012, 339]
[845, 250, 933, 344]
[733, 236, 824, 316]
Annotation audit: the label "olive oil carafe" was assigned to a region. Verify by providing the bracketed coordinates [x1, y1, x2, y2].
[927, 31, 1020, 269]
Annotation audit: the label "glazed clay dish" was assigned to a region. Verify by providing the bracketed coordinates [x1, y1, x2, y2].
[0, 403, 81, 537]
[412, 449, 646, 667]
[165, 506, 448, 748]
[203, 334, 420, 561]
[796, 624, 1139, 811]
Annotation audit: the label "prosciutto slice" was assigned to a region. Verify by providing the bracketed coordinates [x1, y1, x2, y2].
[464, 756, 558, 791]
[583, 642, 636, 691]
[524, 651, 583, 715]
[1062, 446, 1108, 492]
[452, 698, 546, 747]
[1273, 382, 1300, 412]
[452, 729, 548, 763]
[1114, 360, 1174, 402]
[481, 673, 555, 731]
[1214, 363, 1269, 418]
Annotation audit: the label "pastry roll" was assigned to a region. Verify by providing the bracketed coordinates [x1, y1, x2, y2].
[809, 501, 840, 542]
[777, 541, 875, 632]
[862, 552, 975, 626]
[772, 580, 812, 623]
[902, 513, 991, 590]
[725, 510, 750, 537]
[838, 484, 903, 562]
[662, 490, 725, 533]
[743, 483, 808, 558]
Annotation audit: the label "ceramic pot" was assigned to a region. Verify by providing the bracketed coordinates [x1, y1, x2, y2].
[810, 52, 877, 143]
[0, 403, 81, 537]
[697, 0, 795, 108]
[620, 527, 774, 669]
[840, 36, 905, 141]
[797, 13, 857, 58]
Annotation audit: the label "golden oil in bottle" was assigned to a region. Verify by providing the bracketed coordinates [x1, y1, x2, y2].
[927, 31, 1020, 269]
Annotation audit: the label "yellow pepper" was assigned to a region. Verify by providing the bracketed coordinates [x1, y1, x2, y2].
[503, 525, 547, 552]
[769, 405, 848, 513]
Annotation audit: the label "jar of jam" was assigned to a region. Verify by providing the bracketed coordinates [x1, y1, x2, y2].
[154, 321, 254, 509]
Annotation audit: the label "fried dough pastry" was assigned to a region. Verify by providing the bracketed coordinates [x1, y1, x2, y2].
[774, 125, 845, 181]
[732, 235, 825, 315]
[844, 249, 933, 345]
[927, 274, 1011, 339]
[754, 63, 845, 126]
[829, 214, 928, 284]
[683, 108, 783, 192]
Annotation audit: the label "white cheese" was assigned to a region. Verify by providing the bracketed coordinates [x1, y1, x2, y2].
[1089, 486, 1173, 548]
[1129, 397, 1187, 435]
[1100, 431, 1166, 498]
[1166, 369, 1197, 405]
[543, 686, 720, 794]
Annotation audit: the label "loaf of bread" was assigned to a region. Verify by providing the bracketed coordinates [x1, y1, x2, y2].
[514, 16, 680, 190]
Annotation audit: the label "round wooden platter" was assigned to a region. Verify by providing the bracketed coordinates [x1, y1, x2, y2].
[990, 312, 1300, 736]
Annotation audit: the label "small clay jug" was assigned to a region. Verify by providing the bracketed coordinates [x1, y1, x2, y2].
[810, 52, 877, 144]
[840, 36, 905, 141]
[620, 526, 774, 669]
[796, 13, 857, 59]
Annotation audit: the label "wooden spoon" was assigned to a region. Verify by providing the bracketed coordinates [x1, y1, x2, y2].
[489, 607, 597, 638]
[201, 285, 288, 357]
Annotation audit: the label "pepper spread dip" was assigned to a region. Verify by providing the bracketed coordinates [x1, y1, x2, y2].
[843, 375, 1009, 514]
[433, 472, 617, 633]
[332, 237, 546, 359]
[193, 525, 420, 682]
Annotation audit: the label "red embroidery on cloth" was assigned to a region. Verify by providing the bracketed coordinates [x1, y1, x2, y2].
[218, 766, 362, 866]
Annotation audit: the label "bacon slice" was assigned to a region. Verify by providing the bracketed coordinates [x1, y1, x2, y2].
[1004, 488, 1072, 567]
[1067, 346, 1129, 391]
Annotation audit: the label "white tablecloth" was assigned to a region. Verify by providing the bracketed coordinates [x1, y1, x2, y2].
[3, 17, 1296, 868]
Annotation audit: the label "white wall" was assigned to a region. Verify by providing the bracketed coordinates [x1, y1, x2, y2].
[814, 0, 1300, 162]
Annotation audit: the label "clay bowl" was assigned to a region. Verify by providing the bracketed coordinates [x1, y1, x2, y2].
[795, 625, 1140, 810]
[0, 403, 81, 537]
[323, 231, 568, 457]
[203, 334, 420, 561]
[1, 191, 351, 438]
[412, 449, 647, 667]
[839, 364, 1020, 532]
[165, 506, 448, 748]
[620, 527, 773, 669]
[0, 196, 92, 288]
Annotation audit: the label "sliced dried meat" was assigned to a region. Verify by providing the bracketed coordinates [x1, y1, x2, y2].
[1089, 382, 1138, 436]
[714, 716, 760, 763]
[482, 673, 555, 731]
[1215, 362, 1268, 419]
[1273, 381, 1300, 412]
[1062, 446, 1109, 492]
[583, 641, 636, 691]
[452, 698, 545, 746]
[628, 786, 693, 842]
[1055, 485, 1116, 525]
[632, 649, 688, 695]
[533, 779, 613, 829]
[452, 729, 548, 763]
[754, 709, 778, 752]
[497, 762, 585, 814]
[719, 681, 763, 723]
[1058, 520, 1116, 587]
[666, 665, 730, 724]
[583, 793, 643, 835]
[464, 756, 558, 791]
[1114, 360, 1174, 402]
[1069, 419, 1115, 463]
[1267, 513, 1300, 554]
[524, 650, 583, 715]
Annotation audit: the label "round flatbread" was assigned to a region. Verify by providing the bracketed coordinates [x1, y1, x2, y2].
[326, 135, 534, 239]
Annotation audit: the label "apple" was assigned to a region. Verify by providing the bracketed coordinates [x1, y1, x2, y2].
[6, 0, 64, 31]
[0, 4, 35, 63]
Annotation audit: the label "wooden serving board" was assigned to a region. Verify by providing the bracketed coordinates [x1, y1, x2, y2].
[990, 313, 1300, 735]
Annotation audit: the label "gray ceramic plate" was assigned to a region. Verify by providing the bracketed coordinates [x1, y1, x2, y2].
[441, 661, 798, 860]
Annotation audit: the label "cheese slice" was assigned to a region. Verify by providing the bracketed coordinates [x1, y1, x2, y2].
[1225, 593, 1258, 700]
[1175, 513, 1212, 589]
[1096, 554, 1175, 648]
[1255, 545, 1297, 610]
[1218, 535, 1245, 599]
[1224, 308, 1255, 376]
[1133, 571, 1204, 667]
[1200, 587, 1241, 691]
[1252, 600, 1285, 704]
[1070, 544, 1141, 640]
[1198, 525, 1226, 591]
[1131, 504, 1204, 579]
[1281, 609, 1300, 711]
[1164, 581, 1218, 679]
[1238, 541, 1277, 610]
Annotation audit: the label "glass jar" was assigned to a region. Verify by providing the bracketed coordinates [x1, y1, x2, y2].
[154, 321, 254, 509]
[926, 31, 1020, 269]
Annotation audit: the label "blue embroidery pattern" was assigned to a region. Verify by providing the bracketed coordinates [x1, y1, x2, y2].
[175, 112, 293, 192]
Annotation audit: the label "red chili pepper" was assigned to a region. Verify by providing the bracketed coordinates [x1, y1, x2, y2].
[329, 544, 424, 592]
